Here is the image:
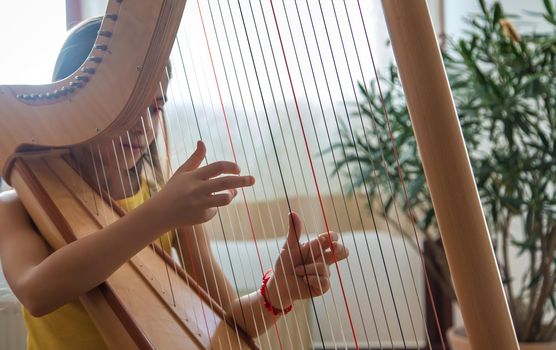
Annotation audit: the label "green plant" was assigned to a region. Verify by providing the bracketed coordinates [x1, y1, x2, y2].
[331, 0, 556, 342]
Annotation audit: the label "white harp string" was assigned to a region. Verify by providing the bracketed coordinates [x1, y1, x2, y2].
[82, 0, 454, 348]
[147, 103, 236, 349]
[170, 40, 254, 349]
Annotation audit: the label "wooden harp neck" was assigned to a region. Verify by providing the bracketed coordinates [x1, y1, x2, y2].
[0, 0, 185, 183]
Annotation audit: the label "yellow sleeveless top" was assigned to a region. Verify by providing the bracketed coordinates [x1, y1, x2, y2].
[23, 179, 173, 350]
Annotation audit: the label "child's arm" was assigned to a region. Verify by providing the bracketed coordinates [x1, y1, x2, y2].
[176, 212, 349, 337]
[0, 145, 254, 317]
[0, 188, 171, 317]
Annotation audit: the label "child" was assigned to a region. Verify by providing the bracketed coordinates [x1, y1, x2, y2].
[0, 16, 348, 349]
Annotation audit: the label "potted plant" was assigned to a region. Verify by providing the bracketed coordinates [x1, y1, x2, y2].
[330, 0, 556, 347]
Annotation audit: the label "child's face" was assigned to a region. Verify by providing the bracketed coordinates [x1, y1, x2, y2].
[78, 97, 165, 178]
[117, 100, 164, 171]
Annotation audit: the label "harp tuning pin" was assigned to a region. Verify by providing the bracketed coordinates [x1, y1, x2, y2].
[69, 81, 83, 88]
[81, 67, 96, 74]
[105, 14, 118, 21]
[95, 44, 108, 51]
[52, 90, 61, 98]
[45, 92, 53, 99]
[36, 93, 43, 99]
[75, 75, 89, 82]
[59, 87, 68, 95]
[16, 94, 22, 99]
[98, 30, 112, 38]
[88, 56, 102, 63]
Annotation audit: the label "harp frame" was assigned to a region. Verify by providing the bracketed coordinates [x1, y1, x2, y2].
[0, 0, 520, 349]
[1, 0, 258, 349]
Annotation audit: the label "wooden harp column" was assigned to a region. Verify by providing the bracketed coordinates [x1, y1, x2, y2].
[382, 1, 519, 349]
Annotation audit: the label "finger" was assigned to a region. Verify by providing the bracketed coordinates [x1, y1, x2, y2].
[318, 231, 339, 246]
[203, 175, 255, 193]
[283, 211, 303, 251]
[303, 231, 339, 262]
[322, 242, 350, 265]
[304, 276, 330, 292]
[203, 190, 238, 207]
[196, 161, 241, 179]
[176, 141, 206, 173]
[200, 208, 218, 222]
[295, 262, 329, 277]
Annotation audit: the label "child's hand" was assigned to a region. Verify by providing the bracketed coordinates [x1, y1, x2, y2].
[265, 212, 349, 309]
[153, 141, 255, 229]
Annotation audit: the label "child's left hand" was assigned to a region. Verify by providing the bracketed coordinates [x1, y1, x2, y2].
[265, 211, 349, 309]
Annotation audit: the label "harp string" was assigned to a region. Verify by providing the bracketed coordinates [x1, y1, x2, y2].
[333, 0, 428, 344]
[335, 0, 435, 348]
[288, 2, 414, 347]
[202, 3, 300, 341]
[120, 129, 216, 339]
[307, 0, 429, 348]
[89, 144, 109, 226]
[223, 0, 334, 346]
[154, 3, 450, 347]
[206, 0, 341, 346]
[176, 39, 268, 348]
[277, 0, 385, 347]
[274, 0, 419, 348]
[170, 41, 257, 349]
[174, 34, 276, 347]
[144, 108, 180, 268]
[140, 115, 180, 307]
[355, 0, 448, 347]
[195, 0, 396, 348]
[309, 2, 416, 347]
[182, 17, 291, 345]
[242, 1, 348, 345]
[147, 110, 239, 349]
[76, 152, 100, 217]
[96, 145, 114, 215]
[152, 89, 237, 350]
[196, 0, 301, 348]
[211, 0, 344, 346]
[200, 0, 344, 348]
[111, 140, 129, 200]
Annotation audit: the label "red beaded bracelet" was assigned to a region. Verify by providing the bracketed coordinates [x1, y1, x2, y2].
[260, 268, 293, 316]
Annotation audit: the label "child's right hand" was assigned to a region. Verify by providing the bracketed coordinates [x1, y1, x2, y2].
[152, 141, 254, 229]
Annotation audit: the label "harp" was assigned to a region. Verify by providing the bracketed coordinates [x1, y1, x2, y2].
[0, 0, 519, 349]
